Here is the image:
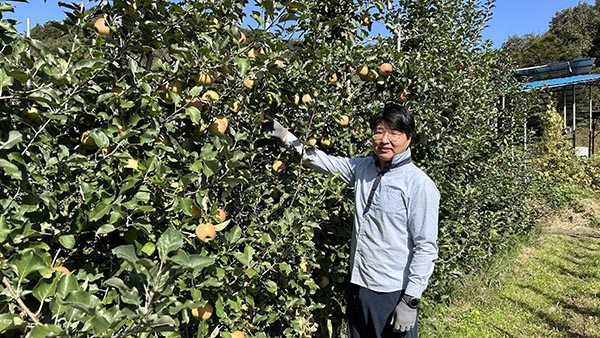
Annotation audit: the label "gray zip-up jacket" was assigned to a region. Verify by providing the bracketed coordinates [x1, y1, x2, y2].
[284, 133, 439, 297]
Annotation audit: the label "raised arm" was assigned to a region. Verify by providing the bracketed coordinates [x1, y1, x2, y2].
[263, 117, 356, 185]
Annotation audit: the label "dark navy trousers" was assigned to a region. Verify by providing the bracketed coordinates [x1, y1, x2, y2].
[347, 284, 419, 338]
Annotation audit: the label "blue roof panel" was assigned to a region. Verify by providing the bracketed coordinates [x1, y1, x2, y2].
[521, 74, 600, 91]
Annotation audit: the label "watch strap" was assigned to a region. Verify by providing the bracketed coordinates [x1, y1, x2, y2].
[401, 294, 420, 309]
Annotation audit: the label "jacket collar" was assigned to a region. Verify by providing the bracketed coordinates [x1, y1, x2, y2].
[371, 148, 412, 169]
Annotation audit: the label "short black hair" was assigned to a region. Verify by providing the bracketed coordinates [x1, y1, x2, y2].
[369, 103, 414, 140]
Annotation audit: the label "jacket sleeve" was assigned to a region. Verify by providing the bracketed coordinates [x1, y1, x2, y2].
[404, 176, 440, 298]
[283, 132, 356, 185]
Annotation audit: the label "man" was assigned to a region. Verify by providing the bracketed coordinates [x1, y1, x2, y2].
[265, 103, 440, 338]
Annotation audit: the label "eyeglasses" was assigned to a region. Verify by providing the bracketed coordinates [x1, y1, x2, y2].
[372, 130, 404, 142]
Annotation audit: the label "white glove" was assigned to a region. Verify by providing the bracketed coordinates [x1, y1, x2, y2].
[390, 297, 417, 332]
[261, 114, 288, 141]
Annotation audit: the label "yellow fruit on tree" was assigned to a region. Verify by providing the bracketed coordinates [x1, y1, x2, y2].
[272, 160, 286, 174]
[195, 223, 216, 243]
[320, 138, 332, 148]
[217, 208, 227, 222]
[21, 106, 42, 125]
[161, 79, 183, 102]
[356, 65, 369, 77]
[232, 31, 247, 45]
[338, 115, 350, 127]
[191, 303, 214, 321]
[329, 73, 338, 83]
[231, 331, 245, 338]
[80, 130, 97, 148]
[208, 117, 228, 137]
[292, 94, 300, 106]
[229, 100, 241, 112]
[301, 93, 312, 105]
[94, 17, 110, 35]
[247, 47, 265, 59]
[378, 62, 393, 76]
[202, 90, 220, 103]
[195, 70, 215, 86]
[243, 77, 256, 89]
[366, 69, 378, 81]
[308, 138, 317, 146]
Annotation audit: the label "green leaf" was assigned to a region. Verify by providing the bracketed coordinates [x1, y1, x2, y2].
[0, 158, 21, 180]
[140, 242, 156, 256]
[58, 234, 76, 249]
[264, 279, 278, 294]
[33, 277, 58, 303]
[0, 215, 10, 243]
[55, 273, 81, 299]
[233, 245, 255, 267]
[234, 57, 250, 77]
[103, 277, 131, 292]
[128, 57, 139, 74]
[9, 250, 45, 282]
[63, 290, 101, 314]
[96, 223, 116, 235]
[73, 58, 109, 71]
[0, 131, 22, 150]
[88, 130, 110, 149]
[91, 315, 111, 335]
[186, 106, 201, 124]
[157, 228, 183, 260]
[112, 245, 138, 264]
[0, 313, 24, 332]
[88, 202, 111, 221]
[0, 68, 14, 96]
[28, 324, 63, 338]
[0, 3, 15, 12]
[170, 251, 215, 270]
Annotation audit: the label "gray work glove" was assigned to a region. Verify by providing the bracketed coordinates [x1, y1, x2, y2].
[390, 299, 417, 332]
[261, 114, 288, 141]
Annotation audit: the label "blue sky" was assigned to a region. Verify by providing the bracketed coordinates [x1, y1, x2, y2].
[3, 0, 595, 48]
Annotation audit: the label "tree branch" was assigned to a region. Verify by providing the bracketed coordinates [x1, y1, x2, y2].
[1, 275, 42, 325]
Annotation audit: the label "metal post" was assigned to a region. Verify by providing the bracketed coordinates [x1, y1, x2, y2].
[523, 118, 528, 152]
[563, 89, 567, 129]
[573, 85, 577, 148]
[590, 86, 593, 157]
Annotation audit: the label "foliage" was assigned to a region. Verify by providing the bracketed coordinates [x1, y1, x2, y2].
[1, 0, 538, 337]
[30, 21, 77, 53]
[530, 101, 600, 210]
[500, 2, 600, 67]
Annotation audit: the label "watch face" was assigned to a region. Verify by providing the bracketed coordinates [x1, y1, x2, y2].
[403, 295, 420, 308]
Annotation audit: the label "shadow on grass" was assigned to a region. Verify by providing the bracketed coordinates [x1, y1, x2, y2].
[499, 292, 596, 338]
[520, 284, 600, 318]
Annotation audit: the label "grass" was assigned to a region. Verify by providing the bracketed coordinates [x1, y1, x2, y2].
[420, 198, 600, 338]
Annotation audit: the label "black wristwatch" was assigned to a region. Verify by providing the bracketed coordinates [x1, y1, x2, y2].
[401, 294, 420, 309]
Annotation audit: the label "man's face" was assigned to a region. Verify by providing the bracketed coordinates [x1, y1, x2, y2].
[371, 121, 411, 165]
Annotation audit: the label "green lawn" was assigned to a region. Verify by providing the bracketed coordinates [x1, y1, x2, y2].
[421, 199, 600, 338]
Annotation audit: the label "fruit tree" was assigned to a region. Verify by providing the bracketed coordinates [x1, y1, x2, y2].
[0, 0, 535, 337]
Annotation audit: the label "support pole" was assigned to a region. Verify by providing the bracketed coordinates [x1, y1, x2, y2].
[573, 85, 577, 148]
[590, 86, 593, 157]
[564, 89, 567, 129]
